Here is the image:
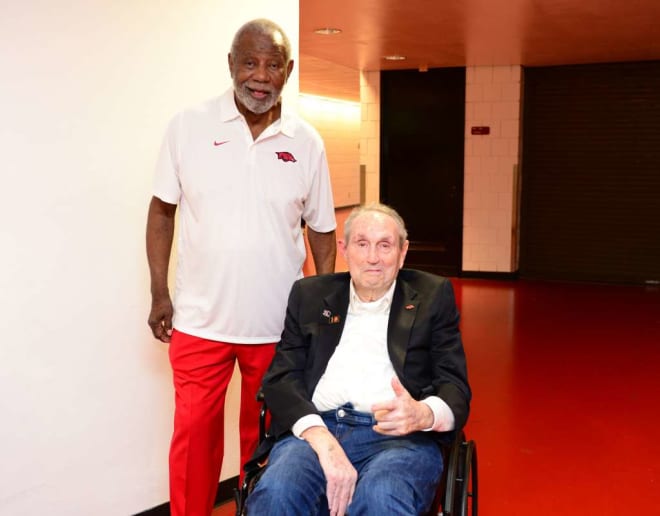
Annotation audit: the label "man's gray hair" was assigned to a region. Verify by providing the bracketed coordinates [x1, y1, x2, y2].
[230, 19, 292, 62]
[344, 203, 409, 248]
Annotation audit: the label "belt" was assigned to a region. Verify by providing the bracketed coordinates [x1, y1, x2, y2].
[320, 403, 376, 426]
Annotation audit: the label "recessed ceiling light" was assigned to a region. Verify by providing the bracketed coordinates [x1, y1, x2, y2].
[314, 27, 342, 35]
[384, 55, 406, 61]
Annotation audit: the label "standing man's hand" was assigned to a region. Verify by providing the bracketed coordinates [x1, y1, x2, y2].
[301, 426, 357, 516]
[146, 196, 177, 343]
[148, 294, 174, 342]
[371, 377, 435, 435]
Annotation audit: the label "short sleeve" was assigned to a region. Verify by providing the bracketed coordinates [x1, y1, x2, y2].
[152, 113, 182, 205]
[302, 144, 336, 233]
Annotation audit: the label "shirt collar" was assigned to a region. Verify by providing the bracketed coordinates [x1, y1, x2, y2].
[219, 88, 242, 122]
[219, 88, 295, 138]
[349, 280, 396, 315]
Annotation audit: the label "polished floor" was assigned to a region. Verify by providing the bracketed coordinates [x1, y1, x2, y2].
[214, 278, 660, 515]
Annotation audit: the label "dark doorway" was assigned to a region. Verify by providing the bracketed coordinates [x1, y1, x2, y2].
[380, 68, 465, 276]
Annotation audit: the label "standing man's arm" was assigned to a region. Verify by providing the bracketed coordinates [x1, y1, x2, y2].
[146, 196, 177, 342]
[307, 227, 336, 275]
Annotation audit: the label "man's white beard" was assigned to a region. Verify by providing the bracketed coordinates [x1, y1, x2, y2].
[234, 80, 282, 114]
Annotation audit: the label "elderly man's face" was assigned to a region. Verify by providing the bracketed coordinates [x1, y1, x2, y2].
[340, 212, 409, 301]
[229, 29, 292, 115]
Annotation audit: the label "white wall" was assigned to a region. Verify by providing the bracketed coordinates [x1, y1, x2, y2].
[463, 65, 522, 273]
[359, 71, 381, 204]
[298, 95, 361, 208]
[0, 1, 298, 514]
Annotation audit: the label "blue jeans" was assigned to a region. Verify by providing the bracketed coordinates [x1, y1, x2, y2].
[246, 404, 443, 515]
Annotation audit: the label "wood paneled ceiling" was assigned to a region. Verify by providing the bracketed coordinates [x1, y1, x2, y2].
[299, 0, 660, 101]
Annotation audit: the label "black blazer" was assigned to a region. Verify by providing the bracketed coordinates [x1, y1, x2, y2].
[261, 269, 471, 441]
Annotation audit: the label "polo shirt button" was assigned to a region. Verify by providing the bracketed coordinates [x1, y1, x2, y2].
[337, 409, 346, 418]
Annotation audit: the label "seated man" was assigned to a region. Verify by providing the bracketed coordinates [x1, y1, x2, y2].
[246, 203, 471, 516]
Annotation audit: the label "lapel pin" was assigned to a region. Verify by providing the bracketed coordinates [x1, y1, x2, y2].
[322, 309, 340, 324]
[405, 304, 415, 310]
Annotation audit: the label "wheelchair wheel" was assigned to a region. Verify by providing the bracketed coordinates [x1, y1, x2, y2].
[456, 440, 478, 516]
[441, 436, 462, 516]
[441, 435, 478, 516]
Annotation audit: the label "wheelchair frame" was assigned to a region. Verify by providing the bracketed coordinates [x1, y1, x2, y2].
[235, 398, 478, 516]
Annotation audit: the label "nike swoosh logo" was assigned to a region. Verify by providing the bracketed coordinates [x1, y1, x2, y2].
[213, 140, 229, 146]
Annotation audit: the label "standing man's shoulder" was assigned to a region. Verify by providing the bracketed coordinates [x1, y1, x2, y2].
[171, 94, 227, 124]
[281, 109, 326, 148]
[158, 92, 233, 154]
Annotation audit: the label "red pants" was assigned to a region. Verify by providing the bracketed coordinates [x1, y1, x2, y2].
[168, 329, 276, 516]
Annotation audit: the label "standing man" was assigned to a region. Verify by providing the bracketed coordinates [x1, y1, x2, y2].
[146, 19, 336, 516]
[246, 203, 470, 516]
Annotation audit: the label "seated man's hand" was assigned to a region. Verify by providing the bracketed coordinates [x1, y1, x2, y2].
[371, 377, 435, 435]
[301, 426, 357, 516]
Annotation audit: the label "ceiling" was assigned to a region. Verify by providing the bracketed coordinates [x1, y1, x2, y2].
[299, 0, 660, 101]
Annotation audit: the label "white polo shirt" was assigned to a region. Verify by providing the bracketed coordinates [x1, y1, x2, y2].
[153, 89, 336, 343]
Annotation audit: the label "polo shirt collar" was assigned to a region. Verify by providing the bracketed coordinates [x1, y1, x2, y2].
[219, 88, 295, 138]
[278, 105, 296, 138]
[219, 88, 242, 122]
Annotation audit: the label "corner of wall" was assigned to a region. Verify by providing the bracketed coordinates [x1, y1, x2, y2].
[463, 65, 523, 273]
[359, 71, 381, 204]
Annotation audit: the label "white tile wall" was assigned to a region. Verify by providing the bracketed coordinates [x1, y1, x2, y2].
[360, 71, 381, 204]
[463, 65, 522, 272]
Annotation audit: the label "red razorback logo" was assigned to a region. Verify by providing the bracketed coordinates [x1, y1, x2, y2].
[276, 151, 297, 163]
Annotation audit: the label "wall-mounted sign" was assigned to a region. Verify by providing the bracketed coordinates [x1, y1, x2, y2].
[471, 126, 490, 135]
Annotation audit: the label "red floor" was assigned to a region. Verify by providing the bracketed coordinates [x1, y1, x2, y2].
[215, 279, 660, 515]
[454, 278, 660, 515]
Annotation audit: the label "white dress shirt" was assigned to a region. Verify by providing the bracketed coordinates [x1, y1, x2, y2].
[292, 281, 455, 437]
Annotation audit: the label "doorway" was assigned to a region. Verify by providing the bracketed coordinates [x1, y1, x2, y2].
[380, 68, 466, 276]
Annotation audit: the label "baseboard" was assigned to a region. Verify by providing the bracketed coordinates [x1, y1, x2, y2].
[134, 476, 239, 515]
[459, 270, 519, 281]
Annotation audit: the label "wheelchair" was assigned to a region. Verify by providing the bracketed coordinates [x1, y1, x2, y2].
[234, 395, 478, 516]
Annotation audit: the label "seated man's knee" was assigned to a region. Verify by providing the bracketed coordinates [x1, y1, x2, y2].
[246, 437, 328, 515]
[350, 476, 419, 515]
[247, 479, 328, 516]
[349, 451, 441, 515]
